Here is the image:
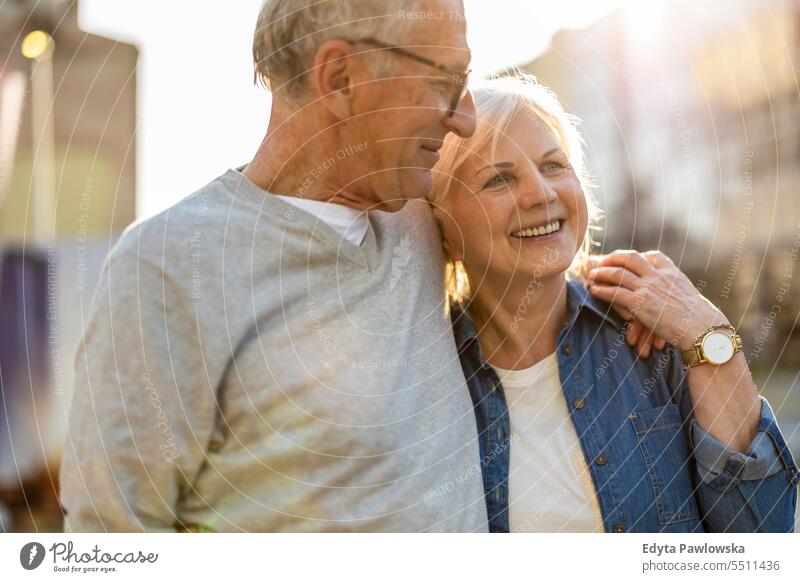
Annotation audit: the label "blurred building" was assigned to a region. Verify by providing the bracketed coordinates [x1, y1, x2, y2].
[519, 0, 800, 367]
[0, 0, 138, 531]
[1, 0, 137, 237]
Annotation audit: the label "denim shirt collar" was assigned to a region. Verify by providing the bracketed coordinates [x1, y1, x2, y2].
[451, 277, 626, 356]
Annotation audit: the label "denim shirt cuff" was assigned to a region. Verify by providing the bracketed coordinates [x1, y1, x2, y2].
[691, 397, 792, 485]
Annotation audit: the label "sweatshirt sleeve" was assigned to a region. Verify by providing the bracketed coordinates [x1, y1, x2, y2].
[59, 247, 217, 532]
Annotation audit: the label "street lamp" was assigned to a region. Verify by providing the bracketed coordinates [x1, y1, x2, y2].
[21, 30, 56, 242]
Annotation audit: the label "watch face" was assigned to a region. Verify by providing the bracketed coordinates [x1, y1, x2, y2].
[701, 331, 735, 365]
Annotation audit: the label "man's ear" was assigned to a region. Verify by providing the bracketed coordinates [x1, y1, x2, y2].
[311, 39, 360, 120]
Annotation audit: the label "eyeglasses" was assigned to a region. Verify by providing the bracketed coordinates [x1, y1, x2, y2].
[347, 37, 471, 117]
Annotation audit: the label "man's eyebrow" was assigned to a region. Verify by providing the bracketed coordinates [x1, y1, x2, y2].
[475, 161, 514, 176]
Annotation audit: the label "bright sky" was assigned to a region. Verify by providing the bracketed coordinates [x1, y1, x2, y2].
[78, 0, 626, 219]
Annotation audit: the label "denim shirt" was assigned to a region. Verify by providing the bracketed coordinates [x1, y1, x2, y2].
[452, 278, 800, 533]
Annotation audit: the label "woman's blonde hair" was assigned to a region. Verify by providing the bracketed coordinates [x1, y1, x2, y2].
[429, 73, 603, 305]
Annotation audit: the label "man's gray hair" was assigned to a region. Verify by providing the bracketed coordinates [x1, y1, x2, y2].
[253, 0, 426, 97]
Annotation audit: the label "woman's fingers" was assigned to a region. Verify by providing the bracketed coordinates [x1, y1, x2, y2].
[588, 282, 637, 312]
[591, 249, 723, 352]
[611, 304, 634, 321]
[626, 319, 667, 357]
[580, 255, 604, 279]
[587, 266, 641, 291]
[600, 250, 655, 278]
[643, 250, 673, 269]
[590, 274, 672, 358]
[636, 328, 653, 359]
[627, 319, 644, 346]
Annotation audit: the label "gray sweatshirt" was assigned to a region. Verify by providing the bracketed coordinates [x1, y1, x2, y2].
[59, 169, 488, 532]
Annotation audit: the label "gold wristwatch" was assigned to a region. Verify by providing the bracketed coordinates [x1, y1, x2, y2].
[680, 323, 742, 370]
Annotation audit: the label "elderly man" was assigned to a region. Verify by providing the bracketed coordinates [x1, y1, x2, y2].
[60, 0, 486, 532]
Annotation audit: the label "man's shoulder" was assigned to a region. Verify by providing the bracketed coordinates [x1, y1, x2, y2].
[110, 171, 237, 266]
[375, 198, 440, 242]
[397, 198, 436, 223]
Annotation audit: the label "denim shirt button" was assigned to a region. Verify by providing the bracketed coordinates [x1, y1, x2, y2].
[562, 345, 573, 356]
[573, 398, 586, 410]
[613, 524, 626, 533]
[723, 458, 745, 481]
[595, 454, 608, 466]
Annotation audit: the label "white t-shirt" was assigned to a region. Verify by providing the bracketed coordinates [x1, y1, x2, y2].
[274, 194, 370, 247]
[492, 353, 605, 532]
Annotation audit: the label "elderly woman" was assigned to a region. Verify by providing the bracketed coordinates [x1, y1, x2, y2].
[429, 75, 799, 533]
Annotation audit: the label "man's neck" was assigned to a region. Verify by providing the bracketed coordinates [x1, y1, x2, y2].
[242, 111, 376, 213]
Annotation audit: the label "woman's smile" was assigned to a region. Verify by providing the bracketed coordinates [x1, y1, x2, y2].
[510, 218, 565, 245]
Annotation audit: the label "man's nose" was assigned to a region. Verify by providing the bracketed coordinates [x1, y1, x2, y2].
[443, 90, 476, 138]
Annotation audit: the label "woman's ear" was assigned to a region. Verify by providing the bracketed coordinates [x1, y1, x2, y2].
[442, 234, 463, 263]
[431, 204, 464, 262]
[311, 39, 359, 120]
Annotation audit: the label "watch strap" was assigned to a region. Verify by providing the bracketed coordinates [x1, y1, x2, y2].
[681, 345, 705, 368]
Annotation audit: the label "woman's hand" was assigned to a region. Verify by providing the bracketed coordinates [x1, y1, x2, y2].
[586, 249, 761, 455]
[585, 250, 728, 351]
[581, 254, 665, 358]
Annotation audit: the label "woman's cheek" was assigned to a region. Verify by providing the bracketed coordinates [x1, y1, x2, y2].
[571, 188, 590, 248]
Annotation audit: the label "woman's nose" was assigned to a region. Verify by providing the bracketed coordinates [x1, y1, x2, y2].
[516, 171, 557, 210]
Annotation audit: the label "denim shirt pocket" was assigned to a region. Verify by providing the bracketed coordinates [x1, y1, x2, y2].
[630, 404, 701, 526]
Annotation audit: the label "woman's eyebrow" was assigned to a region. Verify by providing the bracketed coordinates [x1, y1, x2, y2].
[473, 147, 566, 177]
[475, 161, 514, 176]
[541, 147, 563, 158]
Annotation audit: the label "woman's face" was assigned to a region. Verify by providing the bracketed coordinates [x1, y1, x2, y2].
[435, 110, 589, 288]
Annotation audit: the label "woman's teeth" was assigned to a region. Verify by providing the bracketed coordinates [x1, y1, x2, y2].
[512, 220, 561, 238]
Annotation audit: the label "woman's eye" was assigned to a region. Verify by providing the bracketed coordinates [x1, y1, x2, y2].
[483, 174, 512, 189]
[541, 161, 567, 172]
